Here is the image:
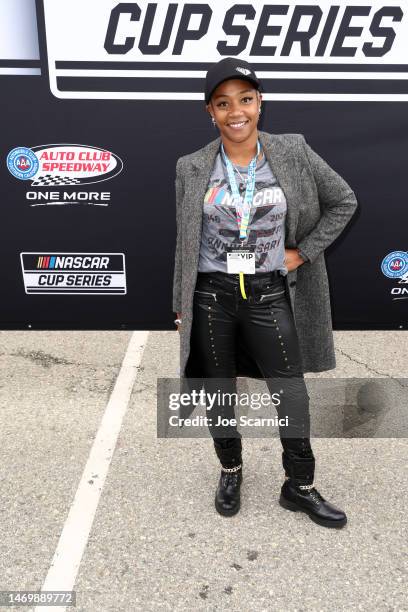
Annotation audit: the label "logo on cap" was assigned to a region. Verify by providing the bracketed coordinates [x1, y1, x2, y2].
[236, 67, 251, 76]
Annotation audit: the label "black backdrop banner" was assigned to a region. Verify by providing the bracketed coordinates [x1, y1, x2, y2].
[0, 0, 407, 330]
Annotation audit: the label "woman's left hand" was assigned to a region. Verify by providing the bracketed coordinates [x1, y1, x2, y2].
[284, 248, 306, 272]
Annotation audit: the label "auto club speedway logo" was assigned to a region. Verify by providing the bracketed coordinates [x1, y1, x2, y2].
[20, 253, 127, 294]
[39, 0, 407, 101]
[381, 250, 408, 300]
[6, 144, 123, 206]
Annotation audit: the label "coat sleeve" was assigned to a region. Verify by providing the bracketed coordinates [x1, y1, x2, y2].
[296, 135, 358, 265]
[172, 157, 184, 313]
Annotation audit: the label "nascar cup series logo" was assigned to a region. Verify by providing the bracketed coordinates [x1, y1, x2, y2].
[40, 0, 407, 101]
[7, 144, 123, 187]
[20, 252, 127, 294]
[381, 250, 408, 300]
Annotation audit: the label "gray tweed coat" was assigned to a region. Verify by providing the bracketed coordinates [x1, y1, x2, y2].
[172, 130, 358, 379]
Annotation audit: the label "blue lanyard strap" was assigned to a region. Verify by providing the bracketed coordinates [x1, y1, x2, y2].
[221, 139, 260, 240]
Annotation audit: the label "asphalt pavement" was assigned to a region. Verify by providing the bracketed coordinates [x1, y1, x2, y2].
[0, 329, 407, 612]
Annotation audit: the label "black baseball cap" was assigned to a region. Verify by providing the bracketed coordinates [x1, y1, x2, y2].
[205, 57, 262, 104]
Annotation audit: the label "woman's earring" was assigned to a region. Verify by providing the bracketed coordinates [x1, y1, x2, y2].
[259, 106, 261, 114]
[211, 116, 216, 126]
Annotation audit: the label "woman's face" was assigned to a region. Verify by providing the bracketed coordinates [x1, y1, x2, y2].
[206, 78, 262, 142]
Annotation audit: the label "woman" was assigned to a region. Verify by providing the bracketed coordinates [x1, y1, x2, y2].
[172, 57, 358, 528]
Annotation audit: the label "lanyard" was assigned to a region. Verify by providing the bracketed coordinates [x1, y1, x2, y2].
[221, 139, 260, 240]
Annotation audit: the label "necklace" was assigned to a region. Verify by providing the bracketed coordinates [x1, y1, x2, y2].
[232, 151, 264, 185]
[232, 164, 247, 184]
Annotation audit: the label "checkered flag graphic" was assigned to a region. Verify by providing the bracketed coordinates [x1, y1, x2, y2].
[31, 174, 81, 186]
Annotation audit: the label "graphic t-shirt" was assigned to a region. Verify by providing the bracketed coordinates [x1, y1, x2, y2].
[198, 149, 288, 275]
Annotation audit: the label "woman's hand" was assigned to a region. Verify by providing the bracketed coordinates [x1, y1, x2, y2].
[175, 312, 182, 332]
[284, 248, 306, 272]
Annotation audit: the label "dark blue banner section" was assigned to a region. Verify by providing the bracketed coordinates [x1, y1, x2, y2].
[0, 0, 406, 329]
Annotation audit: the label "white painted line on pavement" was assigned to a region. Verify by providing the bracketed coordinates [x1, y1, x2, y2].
[34, 330, 149, 612]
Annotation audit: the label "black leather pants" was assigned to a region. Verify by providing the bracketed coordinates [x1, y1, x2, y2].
[189, 270, 315, 483]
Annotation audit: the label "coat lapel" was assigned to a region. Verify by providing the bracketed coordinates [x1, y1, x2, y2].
[183, 139, 219, 273]
[259, 131, 300, 248]
[185, 130, 300, 272]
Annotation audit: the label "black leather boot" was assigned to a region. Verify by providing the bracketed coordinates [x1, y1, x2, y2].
[215, 465, 243, 516]
[279, 478, 347, 529]
[280, 448, 347, 528]
[213, 438, 243, 517]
